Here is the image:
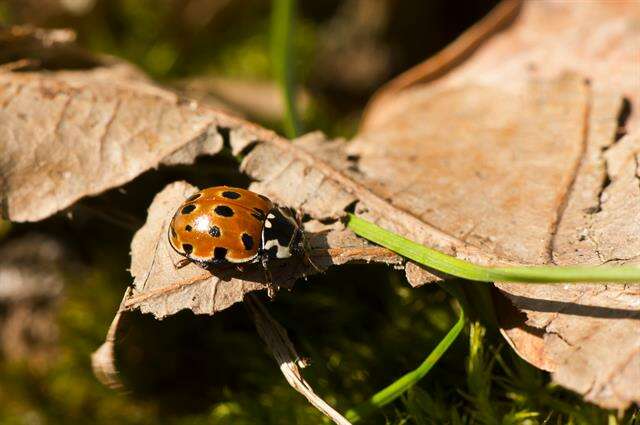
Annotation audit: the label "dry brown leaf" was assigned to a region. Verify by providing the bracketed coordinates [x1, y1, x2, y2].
[352, 0, 640, 409]
[0, 70, 221, 222]
[239, 132, 496, 282]
[498, 131, 640, 409]
[353, 75, 591, 269]
[0, 27, 282, 222]
[365, 0, 640, 133]
[229, 0, 639, 410]
[236, 71, 638, 409]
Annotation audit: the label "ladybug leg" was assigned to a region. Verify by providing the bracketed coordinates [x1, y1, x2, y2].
[298, 228, 321, 273]
[261, 256, 277, 298]
[265, 271, 276, 299]
[175, 258, 191, 269]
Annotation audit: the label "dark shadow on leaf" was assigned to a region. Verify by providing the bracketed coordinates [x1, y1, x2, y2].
[504, 294, 640, 319]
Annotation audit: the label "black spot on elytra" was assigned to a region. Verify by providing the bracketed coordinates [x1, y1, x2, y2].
[182, 243, 193, 254]
[209, 225, 221, 237]
[170, 226, 177, 238]
[222, 190, 241, 199]
[213, 247, 228, 260]
[241, 233, 254, 250]
[181, 204, 196, 215]
[186, 192, 202, 202]
[185, 225, 192, 232]
[214, 205, 234, 217]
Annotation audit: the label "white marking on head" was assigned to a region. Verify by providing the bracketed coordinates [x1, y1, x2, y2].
[264, 219, 272, 228]
[193, 215, 210, 232]
[267, 213, 276, 219]
[263, 239, 291, 258]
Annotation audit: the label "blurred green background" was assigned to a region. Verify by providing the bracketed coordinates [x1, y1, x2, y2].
[0, 1, 637, 424]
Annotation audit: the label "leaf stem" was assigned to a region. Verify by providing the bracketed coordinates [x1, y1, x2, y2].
[347, 214, 640, 283]
[271, 0, 302, 138]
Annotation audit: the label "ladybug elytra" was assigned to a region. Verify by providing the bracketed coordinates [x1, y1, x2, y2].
[168, 186, 307, 271]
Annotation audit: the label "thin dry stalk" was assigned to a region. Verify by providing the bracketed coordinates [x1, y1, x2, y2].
[245, 294, 352, 425]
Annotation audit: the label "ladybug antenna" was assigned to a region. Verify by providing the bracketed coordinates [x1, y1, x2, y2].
[291, 208, 322, 273]
[301, 233, 322, 273]
[305, 252, 322, 273]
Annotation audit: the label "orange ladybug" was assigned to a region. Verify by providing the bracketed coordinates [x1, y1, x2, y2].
[168, 186, 306, 270]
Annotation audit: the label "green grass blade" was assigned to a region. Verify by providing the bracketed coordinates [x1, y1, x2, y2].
[271, 0, 301, 138]
[345, 306, 466, 423]
[347, 214, 640, 283]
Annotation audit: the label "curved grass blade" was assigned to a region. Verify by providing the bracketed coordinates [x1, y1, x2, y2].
[346, 305, 466, 423]
[347, 214, 640, 283]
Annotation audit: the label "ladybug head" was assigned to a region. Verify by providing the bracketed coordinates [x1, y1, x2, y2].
[261, 206, 306, 261]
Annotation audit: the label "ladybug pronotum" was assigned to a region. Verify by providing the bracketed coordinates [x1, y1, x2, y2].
[168, 186, 306, 271]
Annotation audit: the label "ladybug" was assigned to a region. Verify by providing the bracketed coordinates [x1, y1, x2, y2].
[168, 186, 307, 272]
